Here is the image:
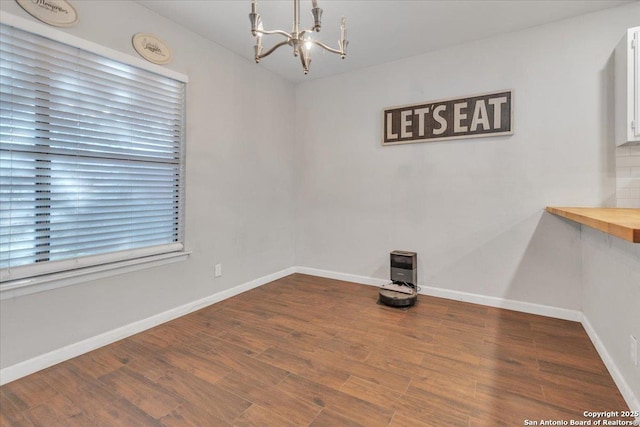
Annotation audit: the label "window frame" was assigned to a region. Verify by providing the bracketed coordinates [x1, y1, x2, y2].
[0, 13, 190, 300]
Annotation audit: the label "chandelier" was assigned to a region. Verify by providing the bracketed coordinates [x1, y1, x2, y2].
[249, 0, 348, 74]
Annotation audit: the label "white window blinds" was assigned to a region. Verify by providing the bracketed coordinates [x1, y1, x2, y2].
[0, 23, 186, 283]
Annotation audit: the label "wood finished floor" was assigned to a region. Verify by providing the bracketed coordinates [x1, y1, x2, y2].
[0, 273, 631, 427]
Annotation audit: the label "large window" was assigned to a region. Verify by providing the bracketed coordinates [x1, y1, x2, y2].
[0, 23, 186, 285]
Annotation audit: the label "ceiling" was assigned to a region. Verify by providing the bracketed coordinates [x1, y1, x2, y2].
[136, 0, 633, 83]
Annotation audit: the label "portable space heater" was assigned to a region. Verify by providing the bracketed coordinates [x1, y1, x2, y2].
[378, 250, 418, 308]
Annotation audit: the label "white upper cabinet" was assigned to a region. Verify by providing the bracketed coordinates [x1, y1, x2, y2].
[615, 26, 639, 146]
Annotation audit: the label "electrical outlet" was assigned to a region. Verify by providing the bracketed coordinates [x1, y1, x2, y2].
[214, 263, 222, 278]
[631, 335, 638, 367]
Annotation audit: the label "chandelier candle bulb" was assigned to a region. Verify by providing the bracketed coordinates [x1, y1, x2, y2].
[311, 6, 322, 31]
[249, 9, 260, 36]
[339, 17, 347, 57]
[251, 0, 257, 14]
[254, 44, 262, 62]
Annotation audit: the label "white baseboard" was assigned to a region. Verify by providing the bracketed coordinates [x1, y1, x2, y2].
[418, 285, 583, 322]
[294, 266, 582, 322]
[0, 267, 295, 386]
[295, 266, 390, 288]
[581, 315, 640, 415]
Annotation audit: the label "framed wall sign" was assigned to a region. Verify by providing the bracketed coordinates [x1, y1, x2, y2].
[132, 33, 172, 65]
[15, 0, 78, 27]
[382, 90, 513, 146]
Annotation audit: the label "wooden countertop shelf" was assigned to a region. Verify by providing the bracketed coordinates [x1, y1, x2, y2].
[546, 207, 640, 243]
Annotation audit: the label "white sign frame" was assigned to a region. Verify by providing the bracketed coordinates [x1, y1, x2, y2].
[15, 0, 78, 27]
[382, 90, 514, 146]
[132, 33, 172, 65]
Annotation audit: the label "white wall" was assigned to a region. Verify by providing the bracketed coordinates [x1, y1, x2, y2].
[0, 0, 296, 369]
[581, 226, 640, 410]
[295, 3, 640, 311]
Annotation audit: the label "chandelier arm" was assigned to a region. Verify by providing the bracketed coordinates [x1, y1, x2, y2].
[255, 29, 292, 39]
[310, 40, 344, 56]
[257, 40, 291, 59]
[299, 29, 318, 38]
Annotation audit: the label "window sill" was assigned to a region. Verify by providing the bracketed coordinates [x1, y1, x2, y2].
[0, 251, 191, 301]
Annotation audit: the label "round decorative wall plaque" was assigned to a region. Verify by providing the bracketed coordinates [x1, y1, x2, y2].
[15, 0, 78, 27]
[132, 33, 172, 65]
